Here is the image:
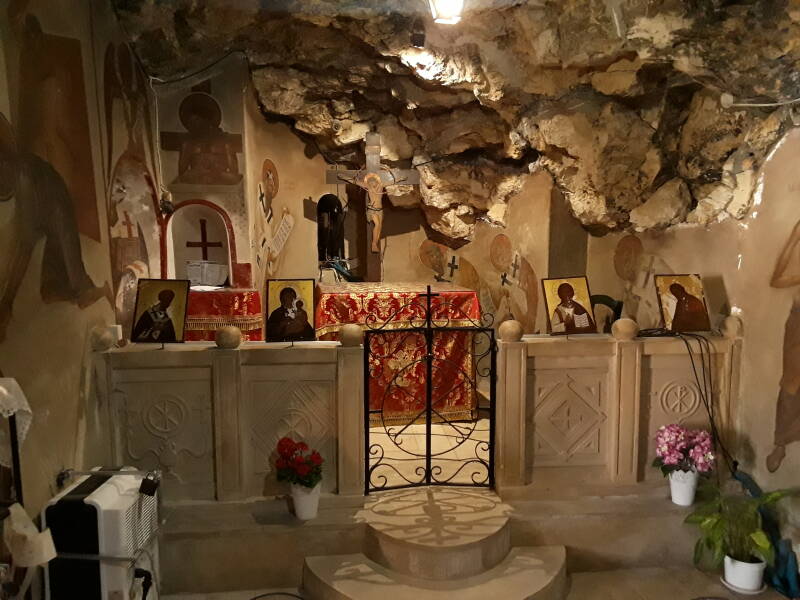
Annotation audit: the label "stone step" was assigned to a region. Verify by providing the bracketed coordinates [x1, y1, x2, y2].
[302, 546, 567, 600]
[358, 487, 511, 580]
[507, 492, 698, 572]
[567, 567, 787, 599]
[159, 495, 365, 594]
[159, 485, 696, 594]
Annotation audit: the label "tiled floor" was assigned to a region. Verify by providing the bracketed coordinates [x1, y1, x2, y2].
[367, 419, 490, 488]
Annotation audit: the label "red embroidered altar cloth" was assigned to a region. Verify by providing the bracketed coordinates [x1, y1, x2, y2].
[315, 282, 481, 423]
[185, 288, 263, 341]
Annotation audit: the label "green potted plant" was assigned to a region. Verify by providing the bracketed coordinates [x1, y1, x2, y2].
[686, 480, 795, 593]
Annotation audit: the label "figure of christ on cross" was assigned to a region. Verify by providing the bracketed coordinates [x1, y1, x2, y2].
[325, 133, 420, 254]
[186, 218, 223, 260]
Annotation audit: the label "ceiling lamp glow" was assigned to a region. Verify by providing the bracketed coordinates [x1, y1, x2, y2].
[429, 0, 463, 24]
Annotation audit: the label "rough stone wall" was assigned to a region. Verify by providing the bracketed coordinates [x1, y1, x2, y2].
[113, 0, 800, 242]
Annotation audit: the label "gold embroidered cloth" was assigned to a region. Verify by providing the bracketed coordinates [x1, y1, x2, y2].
[315, 282, 481, 423]
[185, 289, 263, 341]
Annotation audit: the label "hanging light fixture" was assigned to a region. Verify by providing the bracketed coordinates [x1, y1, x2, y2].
[429, 0, 463, 24]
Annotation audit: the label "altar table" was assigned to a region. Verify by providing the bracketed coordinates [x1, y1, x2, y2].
[315, 282, 481, 424]
[185, 288, 264, 341]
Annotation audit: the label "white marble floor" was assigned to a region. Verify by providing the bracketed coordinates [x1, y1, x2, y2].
[367, 419, 491, 488]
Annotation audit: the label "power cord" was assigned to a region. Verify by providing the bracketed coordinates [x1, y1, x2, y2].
[139, 547, 161, 599]
[637, 328, 739, 475]
[133, 568, 152, 600]
[677, 332, 738, 475]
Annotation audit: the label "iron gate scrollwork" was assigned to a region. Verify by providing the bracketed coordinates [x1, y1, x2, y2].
[364, 286, 496, 494]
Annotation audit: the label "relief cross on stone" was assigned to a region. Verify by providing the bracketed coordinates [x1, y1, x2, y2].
[325, 133, 420, 253]
[550, 404, 584, 436]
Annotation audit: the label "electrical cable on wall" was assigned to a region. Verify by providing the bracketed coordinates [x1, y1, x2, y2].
[678, 332, 738, 475]
[720, 92, 800, 109]
[637, 327, 738, 476]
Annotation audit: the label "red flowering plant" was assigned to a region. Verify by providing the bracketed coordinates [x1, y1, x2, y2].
[275, 437, 324, 488]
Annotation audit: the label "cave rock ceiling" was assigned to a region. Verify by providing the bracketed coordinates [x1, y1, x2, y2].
[114, 0, 800, 241]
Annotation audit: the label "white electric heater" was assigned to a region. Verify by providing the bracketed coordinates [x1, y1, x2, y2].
[42, 467, 159, 600]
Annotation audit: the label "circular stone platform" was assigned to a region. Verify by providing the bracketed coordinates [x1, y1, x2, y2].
[355, 487, 512, 580]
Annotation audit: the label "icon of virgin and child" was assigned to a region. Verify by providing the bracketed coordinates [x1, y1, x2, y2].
[267, 286, 315, 342]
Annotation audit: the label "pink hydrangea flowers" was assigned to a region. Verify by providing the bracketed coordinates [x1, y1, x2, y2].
[653, 424, 715, 475]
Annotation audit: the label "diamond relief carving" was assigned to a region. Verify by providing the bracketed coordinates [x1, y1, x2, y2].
[247, 379, 335, 489]
[549, 396, 597, 437]
[532, 374, 607, 465]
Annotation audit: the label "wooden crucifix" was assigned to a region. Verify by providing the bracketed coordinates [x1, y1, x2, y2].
[326, 133, 420, 255]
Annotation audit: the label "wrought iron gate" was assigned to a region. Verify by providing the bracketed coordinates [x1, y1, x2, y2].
[364, 286, 496, 494]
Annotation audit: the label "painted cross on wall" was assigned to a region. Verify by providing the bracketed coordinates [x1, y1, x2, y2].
[447, 255, 459, 279]
[186, 219, 223, 260]
[121, 211, 136, 238]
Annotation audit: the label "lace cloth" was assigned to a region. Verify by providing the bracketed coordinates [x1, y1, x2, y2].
[4, 503, 55, 567]
[0, 379, 32, 468]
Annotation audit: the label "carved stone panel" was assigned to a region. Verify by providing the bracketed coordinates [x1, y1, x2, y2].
[527, 369, 609, 467]
[242, 365, 336, 495]
[642, 354, 722, 478]
[112, 367, 215, 500]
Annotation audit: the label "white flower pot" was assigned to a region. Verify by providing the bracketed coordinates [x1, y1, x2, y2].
[291, 483, 321, 520]
[669, 469, 698, 506]
[724, 555, 766, 592]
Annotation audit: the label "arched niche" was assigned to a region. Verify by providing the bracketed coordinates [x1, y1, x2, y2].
[166, 201, 233, 285]
[317, 193, 345, 262]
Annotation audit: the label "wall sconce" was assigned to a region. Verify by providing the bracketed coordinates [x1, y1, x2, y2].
[429, 0, 463, 24]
